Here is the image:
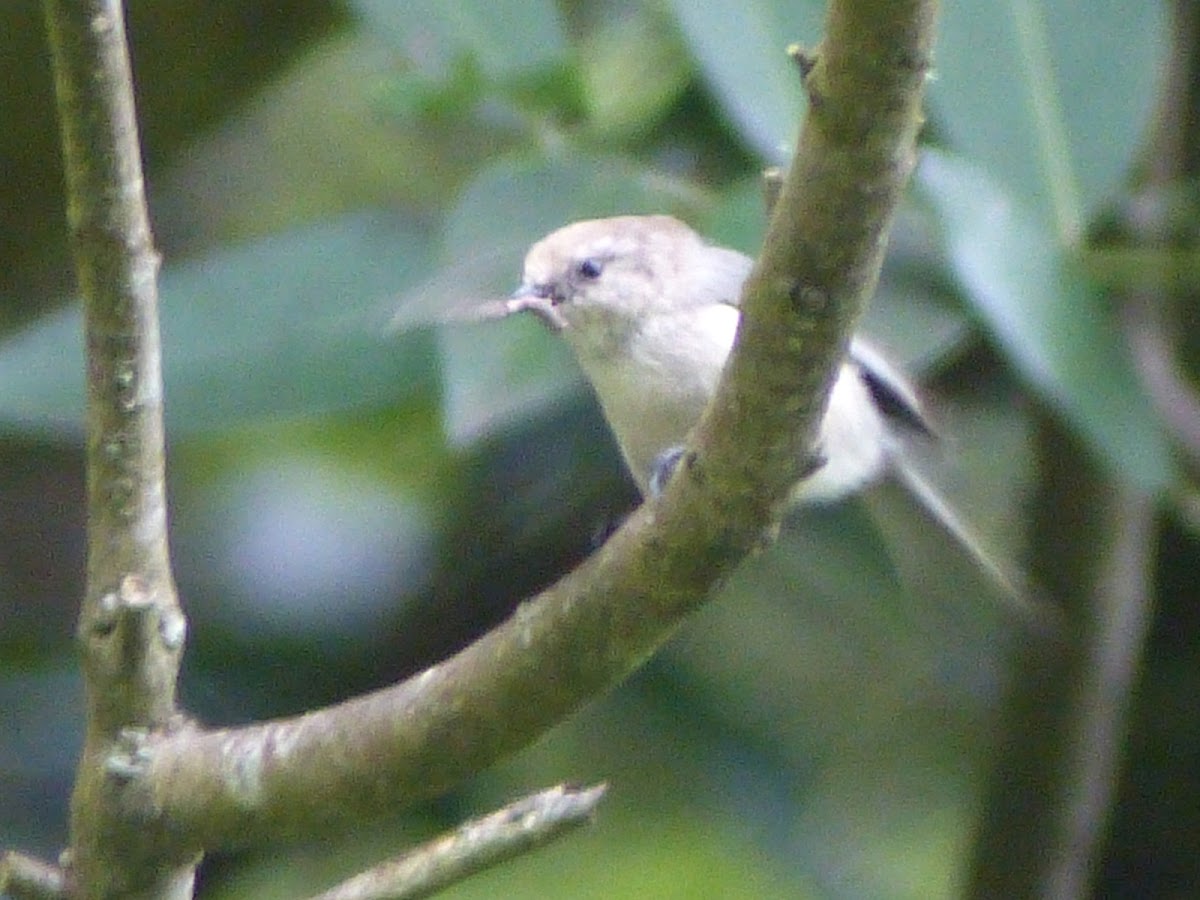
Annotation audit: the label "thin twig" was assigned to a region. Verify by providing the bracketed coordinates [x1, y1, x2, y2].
[1125, 291, 1200, 465]
[966, 1, 1183, 892]
[307, 784, 607, 900]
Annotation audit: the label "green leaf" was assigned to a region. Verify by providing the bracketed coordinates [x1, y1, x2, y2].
[932, 0, 1169, 240]
[0, 211, 438, 437]
[350, 0, 567, 79]
[436, 317, 583, 448]
[375, 53, 488, 121]
[666, 0, 825, 161]
[578, 6, 692, 139]
[441, 155, 709, 254]
[919, 150, 1174, 493]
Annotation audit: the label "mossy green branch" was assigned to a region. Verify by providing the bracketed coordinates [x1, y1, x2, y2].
[142, 0, 939, 852]
[28, 0, 940, 889]
[690, 0, 936, 528]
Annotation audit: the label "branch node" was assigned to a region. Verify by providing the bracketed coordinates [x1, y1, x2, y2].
[787, 42, 817, 80]
[119, 573, 151, 607]
[788, 43, 825, 108]
[761, 167, 784, 216]
[158, 606, 187, 651]
[81, 574, 185, 676]
[103, 727, 153, 783]
[788, 282, 829, 314]
[1, 850, 70, 900]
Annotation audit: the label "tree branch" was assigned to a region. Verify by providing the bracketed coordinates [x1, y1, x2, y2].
[965, 2, 1183, 893]
[0, 851, 69, 900]
[965, 418, 1155, 899]
[136, 0, 938, 854]
[685, 3, 937, 520]
[306, 784, 606, 900]
[41, 0, 190, 895]
[24, 0, 938, 891]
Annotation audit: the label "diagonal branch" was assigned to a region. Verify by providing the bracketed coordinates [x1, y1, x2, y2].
[965, 417, 1155, 900]
[138, 0, 938, 854]
[25, 0, 938, 891]
[306, 784, 606, 900]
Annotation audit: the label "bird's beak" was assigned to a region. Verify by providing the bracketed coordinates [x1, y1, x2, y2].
[506, 283, 568, 332]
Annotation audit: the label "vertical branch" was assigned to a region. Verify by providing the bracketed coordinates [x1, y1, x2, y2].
[43, 0, 190, 896]
[965, 416, 1155, 899]
[965, 1, 1183, 891]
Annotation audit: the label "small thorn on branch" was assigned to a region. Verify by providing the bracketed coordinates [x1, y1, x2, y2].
[788, 43, 825, 107]
[787, 43, 817, 79]
[762, 167, 784, 215]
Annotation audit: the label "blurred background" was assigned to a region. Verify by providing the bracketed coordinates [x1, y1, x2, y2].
[1, 1, 1196, 897]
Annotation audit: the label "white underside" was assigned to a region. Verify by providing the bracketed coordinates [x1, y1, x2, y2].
[790, 363, 891, 504]
[566, 303, 892, 503]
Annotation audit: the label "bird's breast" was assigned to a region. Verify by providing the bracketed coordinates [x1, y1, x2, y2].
[572, 304, 739, 490]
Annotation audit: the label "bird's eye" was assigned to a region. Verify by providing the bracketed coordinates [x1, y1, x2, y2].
[575, 258, 603, 280]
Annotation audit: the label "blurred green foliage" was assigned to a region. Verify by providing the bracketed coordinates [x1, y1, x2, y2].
[1, 1, 1194, 898]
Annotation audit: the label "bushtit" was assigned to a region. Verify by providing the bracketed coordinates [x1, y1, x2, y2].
[497, 214, 1044, 622]
[508, 214, 926, 504]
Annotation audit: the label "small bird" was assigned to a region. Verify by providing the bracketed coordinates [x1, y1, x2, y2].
[497, 214, 1045, 623]
[507, 214, 927, 504]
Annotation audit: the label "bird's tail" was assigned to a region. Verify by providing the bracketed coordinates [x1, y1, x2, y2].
[865, 460, 1061, 636]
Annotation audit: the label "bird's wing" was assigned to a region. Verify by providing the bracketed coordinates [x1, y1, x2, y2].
[848, 338, 936, 437]
[705, 247, 933, 439]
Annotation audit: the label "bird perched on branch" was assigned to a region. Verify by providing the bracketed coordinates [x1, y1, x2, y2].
[506, 214, 928, 504]
[482, 214, 1046, 626]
